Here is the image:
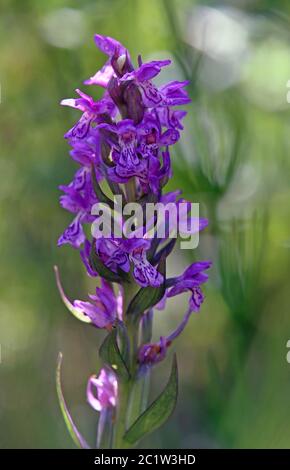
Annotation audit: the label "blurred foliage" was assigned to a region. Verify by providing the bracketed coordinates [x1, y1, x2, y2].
[1, 0, 290, 449]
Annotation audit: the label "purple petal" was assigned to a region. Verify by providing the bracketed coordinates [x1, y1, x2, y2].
[96, 280, 117, 315]
[57, 214, 85, 249]
[135, 60, 171, 82]
[160, 128, 180, 146]
[131, 251, 163, 287]
[73, 300, 113, 329]
[155, 292, 167, 311]
[166, 307, 192, 342]
[60, 98, 80, 110]
[161, 190, 182, 204]
[96, 239, 131, 273]
[94, 34, 124, 56]
[139, 81, 164, 107]
[65, 115, 92, 140]
[84, 61, 114, 87]
[157, 107, 187, 130]
[160, 80, 191, 106]
[138, 336, 168, 366]
[189, 286, 204, 312]
[167, 279, 198, 298]
[87, 368, 118, 412]
[183, 261, 212, 277]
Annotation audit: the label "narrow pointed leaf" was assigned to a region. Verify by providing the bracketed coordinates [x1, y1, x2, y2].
[54, 266, 92, 324]
[99, 327, 130, 381]
[56, 353, 90, 449]
[124, 354, 178, 445]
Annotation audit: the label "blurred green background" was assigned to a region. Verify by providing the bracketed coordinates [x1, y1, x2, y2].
[1, 0, 290, 449]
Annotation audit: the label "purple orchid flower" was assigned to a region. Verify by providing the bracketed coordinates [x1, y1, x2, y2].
[94, 34, 133, 77]
[138, 307, 193, 368]
[96, 238, 131, 274]
[138, 113, 180, 157]
[98, 115, 178, 191]
[120, 59, 171, 107]
[159, 80, 191, 107]
[130, 243, 163, 287]
[55, 266, 119, 328]
[143, 190, 209, 241]
[84, 61, 115, 88]
[73, 279, 119, 328]
[87, 367, 118, 448]
[167, 261, 212, 312]
[138, 262, 212, 368]
[137, 149, 172, 194]
[58, 168, 98, 249]
[59, 167, 97, 219]
[68, 137, 100, 168]
[156, 107, 187, 131]
[84, 34, 133, 87]
[152, 261, 211, 313]
[99, 119, 148, 182]
[121, 61, 190, 109]
[96, 237, 163, 288]
[61, 89, 115, 140]
[87, 367, 118, 412]
[57, 213, 86, 249]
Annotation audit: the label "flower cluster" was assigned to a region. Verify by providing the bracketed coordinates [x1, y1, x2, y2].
[56, 35, 211, 447]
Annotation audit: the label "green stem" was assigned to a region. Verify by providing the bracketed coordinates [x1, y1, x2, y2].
[125, 178, 136, 203]
[113, 281, 139, 448]
[113, 381, 131, 449]
[97, 408, 114, 449]
[127, 370, 151, 425]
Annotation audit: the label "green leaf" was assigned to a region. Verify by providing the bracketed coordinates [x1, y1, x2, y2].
[107, 179, 126, 203]
[126, 258, 166, 321]
[91, 166, 114, 208]
[56, 353, 90, 449]
[124, 354, 178, 446]
[116, 320, 130, 364]
[89, 242, 130, 284]
[99, 327, 130, 381]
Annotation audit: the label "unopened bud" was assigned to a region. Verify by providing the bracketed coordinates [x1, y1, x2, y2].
[117, 54, 126, 72]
